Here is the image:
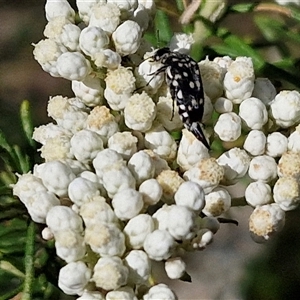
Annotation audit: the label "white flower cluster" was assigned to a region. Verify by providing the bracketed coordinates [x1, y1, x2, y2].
[13, 0, 300, 298]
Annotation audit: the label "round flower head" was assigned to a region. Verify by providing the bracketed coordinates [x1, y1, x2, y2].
[248, 155, 277, 182]
[92, 256, 128, 290]
[124, 250, 151, 284]
[72, 75, 104, 107]
[94, 49, 122, 69]
[277, 151, 300, 179]
[124, 92, 156, 132]
[223, 56, 255, 103]
[112, 20, 142, 56]
[56, 52, 91, 81]
[143, 284, 177, 300]
[143, 229, 175, 261]
[270, 90, 300, 127]
[214, 112, 242, 142]
[243, 130, 266, 156]
[177, 129, 210, 172]
[165, 257, 186, 280]
[138, 178, 162, 206]
[273, 176, 300, 211]
[198, 58, 223, 100]
[266, 132, 288, 157]
[245, 181, 272, 207]
[239, 97, 268, 130]
[287, 124, 300, 152]
[123, 214, 155, 249]
[77, 290, 105, 300]
[59, 23, 81, 51]
[89, 3, 121, 34]
[58, 261, 91, 295]
[249, 203, 285, 243]
[183, 157, 224, 194]
[202, 187, 231, 217]
[106, 287, 138, 300]
[45, 0, 75, 22]
[214, 97, 233, 114]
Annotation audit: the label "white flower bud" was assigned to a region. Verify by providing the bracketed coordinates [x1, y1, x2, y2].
[128, 151, 155, 185]
[68, 177, 101, 207]
[60, 23, 81, 51]
[252, 78, 276, 106]
[214, 112, 242, 142]
[124, 92, 156, 132]
[92, 256, 128, 290]
[248, 155, 277, 182]
[169, 33, 194, 54]
[102, 162, 136, 198]
[139, 179, 162, 206]
[45, 0, 75, 22]
[245, 181, 272, 207]
[124, 214, 155, 249]
[156, 95, 182, 131]
[55, 230, 86, 263]
[217, 148, 250, 183]
[39, 134, 72, 162]
[46, 206, 83, 233]
[223, 57, 255, 103]
[165, 204, 196, 240]
[174, 181, 205, 212]
[165, 257, 186, 279]
[34, 161, 76, 197]
[76, 0, 100, 24]
[77, 290, 105, 300]
[214, 55, 233, 72]
[93, 149, 124, 179]
[33, 39, 67, 77]
[288, 124, 300, 152]
[86, 106, 119, 142]
[202, 187, 231, 217]
[143, 229, 175, 261]
[124, 250, 151, 284]
[72, 75, 104, 107]
[85, 223, 126, 257]
[58, 261, 91, 295]
[13, 173, 47, 200]
[183, 158, 224, 194]
[266, 132, 288, 157]
[94, 49, 121, 69]
[249, 203, 285, 243]
[112, 20, 142, 56]
[33, 123, 71, 145]
[104, 66, 136, 110]
[156, 170, 184, 203]
[44, 16, 71, 40]
[143, 284, 177, 300]
[239, 97, 268, 130]
[112, 188, 143, 220]
[192, 229, 214, 249]
[244, 130, 266, 156]
[177, 129, 210, 172]
[277, 151, 300, 179]
[70, 129, 103, 163]
[106, 287, 137, 300]
[89, 3, 121, 34]
[273, 177, 300, 211]
[199, 58, 223, 100]
[80, 197, 117, 227]
[22, 191, 60, 224]
[144, 123, 177, 162]
[79, 26, 109, 58]
[57, 52, 91, 81]
[108, 131, 138, 160]
[136, 56, 164, 94]
[214, 97, 233, 114]
[270, 90, 300, 127]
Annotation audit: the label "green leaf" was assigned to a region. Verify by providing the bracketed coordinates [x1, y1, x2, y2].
[175, 0, 184, 11]
[155, 9, 173, 45]
[20, 100, 35, 149]
[212, 33, 265, 70]
[229, 3, 257, 13]
[13, 145, 31, 174]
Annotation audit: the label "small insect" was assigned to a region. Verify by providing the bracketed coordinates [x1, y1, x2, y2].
[149, 47, 210, 149]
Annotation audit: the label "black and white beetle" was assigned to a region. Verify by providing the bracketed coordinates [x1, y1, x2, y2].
[149, 47, 210, 149]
